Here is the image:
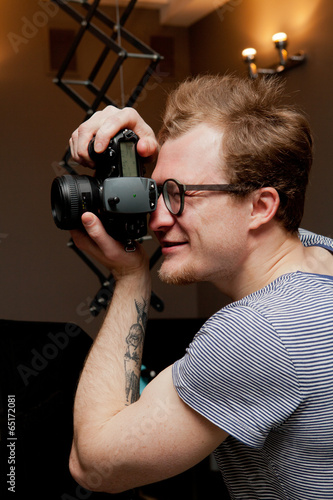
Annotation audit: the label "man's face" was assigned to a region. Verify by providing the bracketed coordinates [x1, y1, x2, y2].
[149, 123, 251, 291]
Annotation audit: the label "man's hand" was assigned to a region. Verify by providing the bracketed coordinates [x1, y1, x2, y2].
[69, 106, 159, 168]
[68, 106, 157, 274]
[70, 212, 149, 280]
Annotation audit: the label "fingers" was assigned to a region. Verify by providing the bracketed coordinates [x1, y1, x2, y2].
[69, 106, 158, 168]
[70, 213, 149, 278]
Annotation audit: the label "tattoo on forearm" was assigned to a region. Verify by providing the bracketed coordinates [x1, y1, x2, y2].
[124, 298, 148, 404]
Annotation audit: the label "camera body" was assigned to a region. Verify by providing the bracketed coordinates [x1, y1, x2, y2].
[51, 129, 158, 250]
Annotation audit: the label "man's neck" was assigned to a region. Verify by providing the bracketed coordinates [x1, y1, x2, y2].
[215, 224, 305, 302]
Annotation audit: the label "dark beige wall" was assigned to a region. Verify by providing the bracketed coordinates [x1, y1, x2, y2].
[0, 1, 195, 338]
[188, 0, 333, 317]
[1, 1, 332, 335]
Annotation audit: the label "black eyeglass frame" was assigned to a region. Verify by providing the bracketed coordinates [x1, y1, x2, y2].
[158, 178, 246, 216]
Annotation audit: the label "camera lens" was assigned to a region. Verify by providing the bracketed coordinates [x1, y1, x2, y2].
[51, 175, 100, 230]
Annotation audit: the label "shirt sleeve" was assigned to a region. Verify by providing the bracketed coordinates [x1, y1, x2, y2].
[172, 305, 302, 448]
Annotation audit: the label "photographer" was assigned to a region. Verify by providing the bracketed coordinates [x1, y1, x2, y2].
[68, 75, 333, 499]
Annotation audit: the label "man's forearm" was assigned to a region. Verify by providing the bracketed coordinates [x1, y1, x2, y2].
[124, 293, 148, 405]
[71, 272, 151, 458]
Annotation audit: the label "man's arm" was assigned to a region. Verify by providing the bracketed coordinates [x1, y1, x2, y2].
[68, 108, 228, 493]
[69, 215, 228, 494]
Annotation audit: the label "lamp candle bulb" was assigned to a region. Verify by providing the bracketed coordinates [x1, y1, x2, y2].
[272, 32, 288, 43]
[242, 48, 257, 61]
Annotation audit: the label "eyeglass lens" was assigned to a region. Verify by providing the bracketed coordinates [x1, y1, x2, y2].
[163, 180, 182, 215]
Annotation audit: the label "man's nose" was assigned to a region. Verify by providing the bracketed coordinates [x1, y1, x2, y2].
[149, 193, 175, 231]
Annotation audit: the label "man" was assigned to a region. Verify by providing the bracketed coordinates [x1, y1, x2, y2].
[68, 75, 333, 499]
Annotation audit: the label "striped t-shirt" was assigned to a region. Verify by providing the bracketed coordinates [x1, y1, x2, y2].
[172, 230, 333, 499]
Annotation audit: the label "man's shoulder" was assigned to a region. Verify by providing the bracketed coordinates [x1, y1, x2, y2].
[298, 228, 333, 252]
[207, 271, 332, 335]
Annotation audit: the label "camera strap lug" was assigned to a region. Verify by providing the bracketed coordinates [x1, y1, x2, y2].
[124, 240, 136, 252]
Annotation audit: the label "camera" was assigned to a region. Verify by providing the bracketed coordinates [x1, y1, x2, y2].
[51, 129, 158, 251]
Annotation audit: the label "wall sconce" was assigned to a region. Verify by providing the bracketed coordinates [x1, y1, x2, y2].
[241, 48, 258, 79]
[242, 33, 306, 79]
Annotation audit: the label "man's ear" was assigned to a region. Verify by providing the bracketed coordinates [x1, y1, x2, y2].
[249, 188, 280, 230]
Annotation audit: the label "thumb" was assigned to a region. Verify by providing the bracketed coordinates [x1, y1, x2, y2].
[77, 212, 126, 269]
[81, 211, 96, 228]
[81, 212, 119, 251]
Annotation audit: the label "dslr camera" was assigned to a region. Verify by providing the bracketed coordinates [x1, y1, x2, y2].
[51, 129, 158, 251]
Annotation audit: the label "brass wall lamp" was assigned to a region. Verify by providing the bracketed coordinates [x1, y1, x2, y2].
[242, 32, 306, 79]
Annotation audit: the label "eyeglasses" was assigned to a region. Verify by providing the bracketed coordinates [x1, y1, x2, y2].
[157, 178, 245, 216]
